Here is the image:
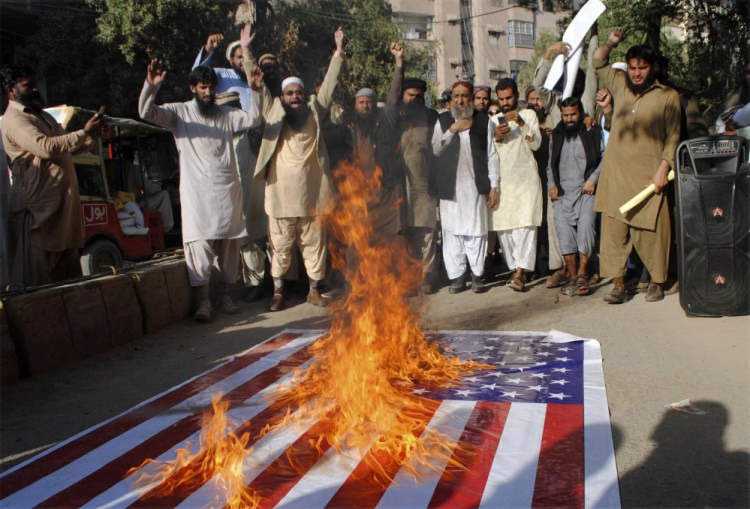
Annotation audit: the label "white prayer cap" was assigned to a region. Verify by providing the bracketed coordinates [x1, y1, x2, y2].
[225, 41, 241, 62]
[612, 62, 627, 72]
[355, 88, 376, 99]
[282, 77, 305, 91]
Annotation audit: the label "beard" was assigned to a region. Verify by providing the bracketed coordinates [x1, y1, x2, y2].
[262, 70, 282, 98]
[353, 111, 376, 136]
[15, 88, 45, 112]
[282, 101, 310, 131]
[625, 73, 656, 95]
[193, 93, 218, 118]
[500, 101, 517, 114]
[564, 121, 581, 139]
[451, 102, 475, 120]
[403, 100, 423, 116]
[528, 103, 547, 122]
[232, 66, 248, 83]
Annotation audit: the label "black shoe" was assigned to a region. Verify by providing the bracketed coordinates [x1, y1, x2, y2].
[449, 275, 466, 294]
[471, 274, 487, 293]
[242, 285, 264, 302]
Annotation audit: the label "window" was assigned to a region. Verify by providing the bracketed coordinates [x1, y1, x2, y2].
[396, 13, 434, 41]
[510, 60, 527, 73]
[508, 20, 534, 47]
[489, 68, 506, 80]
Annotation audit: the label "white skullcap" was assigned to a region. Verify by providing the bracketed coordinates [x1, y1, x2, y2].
[355, 88, 376, 99]
[281, 77, 305, 91]
[612, 62, 627, 72]
[225, 41, 241, 62]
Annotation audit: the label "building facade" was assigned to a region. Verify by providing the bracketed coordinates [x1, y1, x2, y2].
[390, 0, 569, 93]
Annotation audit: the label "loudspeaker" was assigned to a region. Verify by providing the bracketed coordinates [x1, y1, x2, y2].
[675, 136, 749, 317]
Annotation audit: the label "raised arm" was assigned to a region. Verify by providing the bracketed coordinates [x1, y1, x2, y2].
[138, 58, 177, 129]
[315, 27, 346, 111]
[231, 23, 262, 130]
[6, 113, 101, 160]
[193, 33, 223, 70]
[533, 41, 571, 112]
[387, 42, 404, 108]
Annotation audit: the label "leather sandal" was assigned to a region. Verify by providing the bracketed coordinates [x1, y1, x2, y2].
[575, 275, 590, 296]
[545, 269, 569, 288]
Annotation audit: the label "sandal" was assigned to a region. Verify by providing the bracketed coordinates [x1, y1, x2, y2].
[575, 275, 590, 296]
[560, 283, 577, 296]
[508, 276, 526, 292]
[545, 269, 569, 288]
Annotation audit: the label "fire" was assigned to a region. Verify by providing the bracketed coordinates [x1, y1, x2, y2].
[128, 394, 260, 508]
[267, 161, 486, 479]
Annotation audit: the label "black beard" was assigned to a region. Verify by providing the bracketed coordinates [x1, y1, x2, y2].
[501, 102, 517, 113]
[282, 102, 310, 131]
[528, 104, 547, 122]
[193, 94, 218, 118]
[16, 89, 45, 112]
[403, 101, 422, 115]
[353, 111, 376, 132]
[262, 71, 282, 98]
[625, 73, 656, 95]
[232, 67, 248, 83]
[564, 122, 580, 139]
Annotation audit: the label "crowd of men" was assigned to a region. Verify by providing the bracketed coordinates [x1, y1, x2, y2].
[2, 24, 749, 322]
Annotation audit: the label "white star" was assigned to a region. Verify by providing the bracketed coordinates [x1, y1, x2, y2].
[556, 346, 572, 352]
[463, 376, 481, 383]
[533, 362, 546, 367]
[500, 390, 519, 399]
[555, 357, 570, 362]
[481, 383, 499, 391]
[505, 377, 524, 384]
[499, 350, 515, 355]
[552, 367, 569, 373]
[454, 389, 475, 397]
[489, 371, 506, 378]
[516, 355, 531, 361]
[536, 351, 551, 357]
[526, 384, 545, 392]
[516, 367, 528, 372]
[494, 360, 507, 366]
[550, 379, 570, 385]
[483, 345, 496, 351]
[530, 373, 549, 378]
[411, 387, 429, 395]
[548, 393, 571, 400]
[476, 355, 491, 361]
[518, 346, 532, 351]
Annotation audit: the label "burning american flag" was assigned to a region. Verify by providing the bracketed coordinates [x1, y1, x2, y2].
[0, 328, 620, 508]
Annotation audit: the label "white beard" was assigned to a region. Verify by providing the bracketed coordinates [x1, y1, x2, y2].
[451, 102, 475, 120]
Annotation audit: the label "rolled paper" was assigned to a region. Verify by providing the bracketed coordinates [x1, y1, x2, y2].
[619, 170, 675, 215]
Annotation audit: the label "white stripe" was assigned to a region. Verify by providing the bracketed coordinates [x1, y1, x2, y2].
[479, 402, 547, 509]
[583, 339, 621, 508]
[2, 335, 317, 508]
[81, 360, 315, 509]
[274, 430, 368, 508]
[376, 400, 477, 509]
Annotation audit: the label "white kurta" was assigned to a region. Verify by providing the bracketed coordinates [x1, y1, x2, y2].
[139, 81, 261, 243]
[488, 108, 543, 232]
[431, 120, 500, 236]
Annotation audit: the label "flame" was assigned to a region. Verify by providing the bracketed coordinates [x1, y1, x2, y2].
[128, 394, 260, 509]
[267, 161, 487, 479]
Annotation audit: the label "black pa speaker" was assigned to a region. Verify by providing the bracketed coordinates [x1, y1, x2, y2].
[675, 136, 749, 317]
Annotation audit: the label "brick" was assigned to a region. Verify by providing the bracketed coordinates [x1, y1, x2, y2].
[61, 282, 114, 358]
[4, 288, 74, 376]
[129, 265, 171, 333]
[98, 274, 143, 345]
[160, 260, 192, 321]
[0, 308, 20, 386]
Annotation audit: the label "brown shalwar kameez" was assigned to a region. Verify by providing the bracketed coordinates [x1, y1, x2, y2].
[593, 56, 681, 284]
[2, 101, 94, 288]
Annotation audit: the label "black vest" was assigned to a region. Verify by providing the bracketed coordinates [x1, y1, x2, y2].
[436, 110, 491, 200]
[549, 122, 602, 196]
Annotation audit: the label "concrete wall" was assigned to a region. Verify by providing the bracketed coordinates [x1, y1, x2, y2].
[1, 259, 196, 387]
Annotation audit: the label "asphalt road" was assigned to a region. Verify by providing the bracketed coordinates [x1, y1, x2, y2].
[1, 274, 748, 507]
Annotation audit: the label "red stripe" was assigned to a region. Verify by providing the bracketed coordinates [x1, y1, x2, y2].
[250, 412, 340, 509]
[0, 331, 303, 500]
[325, 398, 442, 509]
[531, 403, 584, 508]
[427, 401, 511, 509]
[28, 337, 311, 507]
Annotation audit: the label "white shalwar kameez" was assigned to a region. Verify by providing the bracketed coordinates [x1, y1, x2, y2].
[139, 80, 262, 286]
[432, 120, 499, 280]
[489, 109, 543, 272]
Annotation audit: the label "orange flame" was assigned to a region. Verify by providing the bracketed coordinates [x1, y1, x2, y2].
[128, 394, 260, 509]
[267, 161, 487, 480]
